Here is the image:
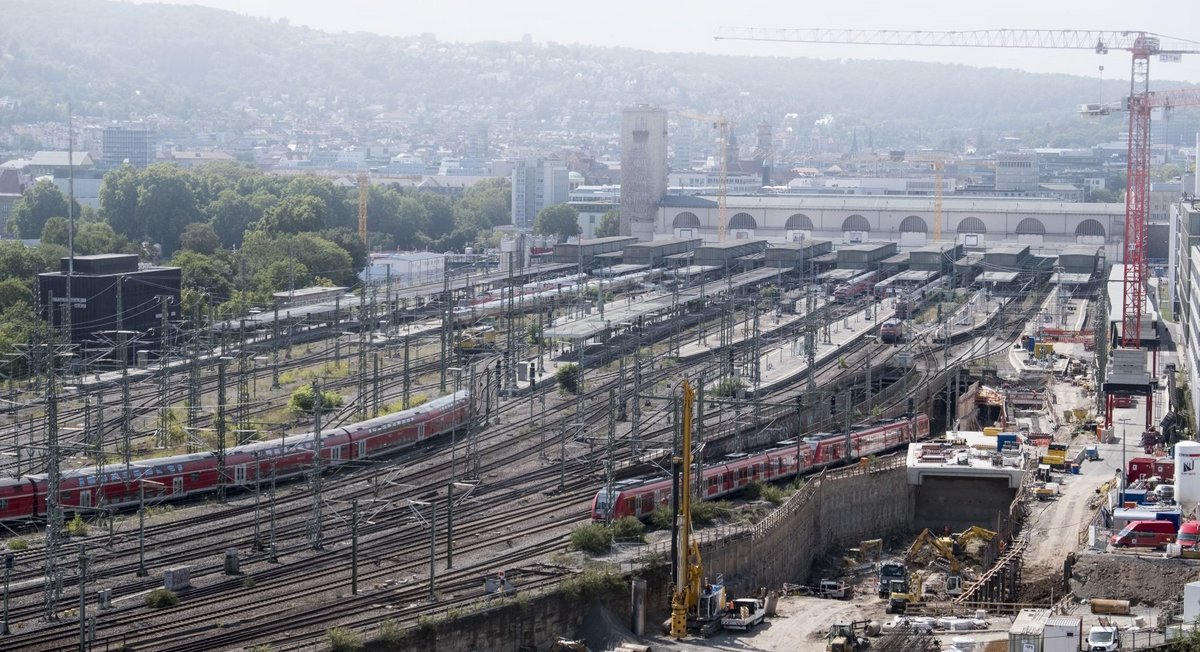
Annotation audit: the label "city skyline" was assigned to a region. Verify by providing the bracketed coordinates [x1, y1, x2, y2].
[137, 0, 1200, 83]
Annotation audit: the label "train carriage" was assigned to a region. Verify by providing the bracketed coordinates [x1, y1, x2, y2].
[592, 414, 930, 521]
[0, 476, 40, 520]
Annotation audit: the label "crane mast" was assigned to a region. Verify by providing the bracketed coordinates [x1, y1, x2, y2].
[357, 172, 369, 247]
[677, 112, 731, 242]
[714, 26, 1200, 346]
[670, 380, 702, 639]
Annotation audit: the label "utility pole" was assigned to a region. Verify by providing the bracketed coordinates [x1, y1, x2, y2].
[403, 326, 411, 408]
[217, 359, 228, 501]
[187, 298, 202, 452]
[76, 544, 87, 652]
[631, 342, 642, 458]
[466, 364, 479, 478]
[43, 307, 64, 622]
[440, 265, 450, 392]
[604, 390, 616, 526]
[117, 278, 132, 481]
[372, 351, 380, 418]
[237, 317, 251, 443]
[358, 291, 368, 420]
[309, 380, 324, 550]
[157, 295, 172, 449]
[350, 499, 359, 595]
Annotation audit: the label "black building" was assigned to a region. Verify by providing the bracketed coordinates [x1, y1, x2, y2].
[37, 254, 181, 359]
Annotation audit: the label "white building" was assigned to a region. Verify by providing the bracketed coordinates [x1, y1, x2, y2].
[657, 194, 1124, 258]
[360, 252, 445, 287]
[511, 159, 569, 229]
[569, 185, 619, 239]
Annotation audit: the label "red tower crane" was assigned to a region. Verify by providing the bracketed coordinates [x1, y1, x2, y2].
[714, 28, 1200, 346]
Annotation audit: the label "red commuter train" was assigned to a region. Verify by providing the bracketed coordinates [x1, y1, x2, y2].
[591, 414, 930, 521]
[0, 390, 472, 521]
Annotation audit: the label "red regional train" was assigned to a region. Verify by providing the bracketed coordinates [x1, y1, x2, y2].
[591, 414, 930, 521]
[0, 390, 472, 521]
[833, 272, 879, 303]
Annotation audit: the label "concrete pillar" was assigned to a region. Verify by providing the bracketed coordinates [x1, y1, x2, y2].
[630, 578, 646, 636]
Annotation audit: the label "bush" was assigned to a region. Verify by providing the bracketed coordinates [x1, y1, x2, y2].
[690, 501, 730, 527]
[144, 588, 178, 609]
[760, 484, 785, 505]
[325, 626, 363, 652]
[649, 505, 673, 530]
[742, 481, 764, 500]
[6, 538, 28, 550]
[66, 513, 88, 537]
[611, 516, 645, 542]
[556, 363, 581, 394]
[712, 378, 743, 398]
[569, 523, 613, 555]
[287, 384, 344, 415]
[560, 568, 624, 601]
[377, 619, 403, 645]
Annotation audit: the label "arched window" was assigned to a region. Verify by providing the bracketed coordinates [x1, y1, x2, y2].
[841, 214, 870, 231]
[898, 215, 928, 233]
[1075, 219, 1105, 237]
[672, 212, 701, 228]
[1015, 218, 1046, 235]
[728, 213, 757, 230]
[956, 217, 987, 234]
[785, 213, 814, 230]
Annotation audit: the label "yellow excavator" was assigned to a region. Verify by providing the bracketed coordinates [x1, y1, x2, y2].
[670, 380, 726, 639]
[906, 526, 997, 596]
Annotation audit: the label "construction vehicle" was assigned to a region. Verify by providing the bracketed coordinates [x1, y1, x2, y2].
[855, 538, 883, 563]
[455, 324, 497, 353]
[876, 561, 906, 598]
[826, 621, 872, 652]
[905, 526, 995, 597]
[1041, 443, 1070, 471]
[721, 597, 767, 631]
[887, 573, 924, 614]
[669, 381, 726, 639]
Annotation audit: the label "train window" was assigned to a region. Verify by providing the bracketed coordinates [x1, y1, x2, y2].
[190, 473, 200, 482]
[0, 500, 7, 510]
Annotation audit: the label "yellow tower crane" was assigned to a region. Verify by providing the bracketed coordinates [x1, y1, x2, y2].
[675, 112, 730, 242]
[357, 172, 369, 247]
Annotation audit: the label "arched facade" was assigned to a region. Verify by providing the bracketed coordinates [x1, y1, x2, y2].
[842, 214, 871, 231]
[785, 213, 814, 230]
[1075, 218, 1106, 245]
[673, 212, 701, 228]
[1015, 218, 1046, 235]
[1075, 219, 1105, 237]
[899, 215, 928, 233]
[956, 217, 987, 234]
[728, 213, 758, 230]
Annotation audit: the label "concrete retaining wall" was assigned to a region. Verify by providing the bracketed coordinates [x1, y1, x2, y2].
[913, 476, 1016, 534]
[693, 460, 914, 596]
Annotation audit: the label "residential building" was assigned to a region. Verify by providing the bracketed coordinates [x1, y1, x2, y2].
[27, 151, 94, 178]
[511, 159, 569, 229]
[1171, 199, 1200, 436]
[568, 185, 619, 239]
[102, 127, 156, 168]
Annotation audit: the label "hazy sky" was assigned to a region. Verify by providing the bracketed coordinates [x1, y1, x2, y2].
[138, 0, 1200, 83]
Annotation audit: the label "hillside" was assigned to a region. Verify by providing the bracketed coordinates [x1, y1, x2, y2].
[1, 0, 1195, 149]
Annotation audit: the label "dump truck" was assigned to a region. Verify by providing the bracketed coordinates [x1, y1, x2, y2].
[721, 597, 766, 631]
[877, 561, 906, 598]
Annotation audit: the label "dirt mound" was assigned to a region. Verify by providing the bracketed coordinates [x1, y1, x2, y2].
[1068, 555, 1200, 606]
[1020, 575, 1064, 604]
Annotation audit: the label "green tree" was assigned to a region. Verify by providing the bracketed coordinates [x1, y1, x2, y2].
[180, 222, 220, 255]
[254, 194, 328, 234]
[534, 203, 580, 243]
[208, 189, 270, 248]
[40, 216, 69, 247]
[594, 210, 620, 238]
[0, 278, 30, 312]
[172, 250, 235, 298]
[100, 163, 204, 255]
[456, 177, 511, 227]
[1087, 187, 1123, 203]
[74, 222, 126, 255]
[288, 384, 344, 415]
[8, 179, 81, 238]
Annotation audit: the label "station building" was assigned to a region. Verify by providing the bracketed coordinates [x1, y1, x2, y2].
[655, 194, 1124, 260]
